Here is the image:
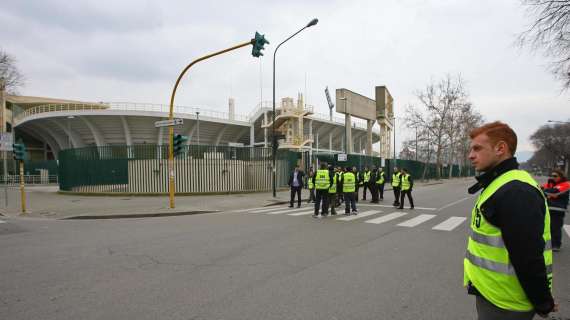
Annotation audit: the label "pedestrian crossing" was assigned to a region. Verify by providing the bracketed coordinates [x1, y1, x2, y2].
[0, 219, 5, 224]
[233, 205, 471, 232]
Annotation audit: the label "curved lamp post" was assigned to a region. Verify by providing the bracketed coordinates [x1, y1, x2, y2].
[272, 18, 318, 197]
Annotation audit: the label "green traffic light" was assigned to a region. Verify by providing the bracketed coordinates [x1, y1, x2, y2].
[12, 143, 26, 161]
[173, 134, 189, 156]
[252, 32, 269, 58]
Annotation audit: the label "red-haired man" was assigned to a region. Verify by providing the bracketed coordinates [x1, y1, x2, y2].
[464, 121, 557, 319]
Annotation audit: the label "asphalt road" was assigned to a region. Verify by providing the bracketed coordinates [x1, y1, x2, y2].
[1, 179, 569, 320]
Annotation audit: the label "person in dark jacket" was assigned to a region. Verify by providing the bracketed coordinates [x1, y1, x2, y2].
[370, 166, 379, 203]
[542, 168, 570, 252]
[465, 121, 557, 319]
[288, 165, 305, 208]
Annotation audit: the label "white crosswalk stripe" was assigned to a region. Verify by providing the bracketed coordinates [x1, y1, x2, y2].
[367, 204, 437, 211]
[265, 207, 311, 215]
[236, 206, 470, 232]
[432, 217, 467, 231]
[249, 207, 287, 213]
[288, 210, 315, 216]
[337, 210, 382, 221]
[564, 225, 570, 238]
[365, 212, 407, 224]
[234, 207, 267, 213]
[397, 214, 436, 227]
[0, 220, 5, 224]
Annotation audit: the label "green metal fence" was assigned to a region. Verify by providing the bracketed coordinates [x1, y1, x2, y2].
[385, 159, 475, 182]
[59, 145, 300, 194]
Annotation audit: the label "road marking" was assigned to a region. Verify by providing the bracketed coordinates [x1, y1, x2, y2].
[337, 210, 382, 221]
[564, 225, 570, 238]
[365, 212, 407, 224]
[438, 196, 474, 211]
[432, 217, 467, 231]
[397, 214, 436, 227]
[288, 210, 315, 216]
[234, 207, 267, 213]
[0, 220, 5, 224]
[265, 207, 311, 215]
[249, 207, 288, 213]
[366, 204, 437, 211]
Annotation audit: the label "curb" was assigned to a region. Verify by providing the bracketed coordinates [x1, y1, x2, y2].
[61, 210, 219, 220]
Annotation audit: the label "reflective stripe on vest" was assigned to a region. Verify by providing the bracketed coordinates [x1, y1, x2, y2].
[464, 169, 553, 312]
[391, 173, 401, 187]
[376, 171, 385, 184]
[343, 172, 356, 192]
[329, 174, 337, 194]
[315, 170, 330, 190]
[401, 174, 411, 191]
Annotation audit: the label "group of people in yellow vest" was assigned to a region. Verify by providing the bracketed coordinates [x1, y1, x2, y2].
[300, 164, 415, 218]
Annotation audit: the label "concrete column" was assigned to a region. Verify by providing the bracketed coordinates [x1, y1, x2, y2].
[250, 125, 255, 147]
[309, 119, 313, 152]
[345, 114, 352, 154]
[366, 119, 373, 156]
[157, 126, 164, 159]
[229, 98, 235, 121]
[329, 132, 332, 152]
[316, 133, 319, 153]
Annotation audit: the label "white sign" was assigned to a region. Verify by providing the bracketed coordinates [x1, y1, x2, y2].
[154, 119, 183, 128]
[0, 133, 13, 151]
[338, 153, 347, 162]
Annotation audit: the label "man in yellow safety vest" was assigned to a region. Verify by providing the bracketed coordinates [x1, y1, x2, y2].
[464, 121, 557, 319]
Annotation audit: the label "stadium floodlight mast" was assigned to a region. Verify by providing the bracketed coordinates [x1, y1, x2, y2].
[272, 18, 318, 197]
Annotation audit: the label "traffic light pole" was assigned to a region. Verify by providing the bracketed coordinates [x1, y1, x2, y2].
[167, 40, 256, 209]
[19, 160, 25, 214]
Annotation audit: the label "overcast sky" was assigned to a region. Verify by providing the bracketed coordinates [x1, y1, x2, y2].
[1, 0, 569, 154]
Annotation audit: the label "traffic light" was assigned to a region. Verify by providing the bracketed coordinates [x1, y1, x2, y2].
[251, 32, 269, 57]
[12, 143, 26, 161]
[173, 134, 188, 156]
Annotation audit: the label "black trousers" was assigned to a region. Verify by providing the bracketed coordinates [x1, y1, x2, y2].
[328, 193, 337, 214]
[290, 186, 301, 207]
[370, 183, 378, 202]
[314, 189, 329, 215]
[362, 183, 370, 200]
[393, 187, 401, 205]
[399, 189, 414, 208]
[475, 295, 535, 320]
[550, 212, 565, 248]
[308, 188, 315, 203]
[344, 192, 357, 213]
[378, 183, 385, 200]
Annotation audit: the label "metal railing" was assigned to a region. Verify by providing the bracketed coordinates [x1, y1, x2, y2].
[0, 175, 59, 185]
[13, 102, 250, 124]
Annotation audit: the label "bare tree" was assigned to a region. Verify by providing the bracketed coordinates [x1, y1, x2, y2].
[530, 121, 570, 175]
[405, 74, 472, 179]
[519, 0, 570, 89]
[0, 49, 24, 94]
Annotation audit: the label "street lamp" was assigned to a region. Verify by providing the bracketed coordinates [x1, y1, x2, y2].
[272, 18, 318, 197]
[196, 111, 200, 145]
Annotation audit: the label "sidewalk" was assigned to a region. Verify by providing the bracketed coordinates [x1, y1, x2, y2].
[0, 179, 464, 220]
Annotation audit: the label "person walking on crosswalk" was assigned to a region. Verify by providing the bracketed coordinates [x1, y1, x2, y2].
[397, 168, 414, 210]
[288, 165, 305, 208]
[313, 163, 333, 218]
[392, 167, 402, 207]
[341, 166, 358, 215]
[370, 166, 379, 203]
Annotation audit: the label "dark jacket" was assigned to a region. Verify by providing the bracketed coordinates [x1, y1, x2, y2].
[467, 157, 554, 314]
[288, 170, 305, 188]
[542, 179, 570, 215]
